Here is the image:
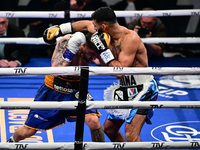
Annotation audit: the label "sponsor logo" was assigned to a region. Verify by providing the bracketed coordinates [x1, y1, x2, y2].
[65, 82, 72, 88]
[6, 13, 14, 17]
[53, 84, 75, 93]
[152, 67, 162, 70]
[191, 142, 200, 147]
[159, 75, 200, 89]
[113, 67, 123, 71]
[104, 105, 133, 109]
[14, 68, 27, 74]
[127, 87, 138, 97]
[162, 13, 171, 16]
[180, 105, 200, 108]
[120, 75, 136, 86]
[151, 121, 200, 142]
[114, 90, 124, 101]
[74, 66, 80, 71]
[133, 13, 143, 17]
[91, 34, 106, 50]
[48, 13, 57, 18]
[102, 51, 112, 62]
[15, 144, 28, 149]
[158, 85, 188, 99]
[77, 13, 86, 18]
[75, 92, 93, 101]
[34, 114, 48, 121]
[1, 106, 30, 109]
[151, 142, 164, 148]
[191, 12, 200, 16]
[150, 104, 163, 108]
[113, 143, 126, 148]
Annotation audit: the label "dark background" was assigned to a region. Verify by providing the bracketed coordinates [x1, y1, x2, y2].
[0, 0, 200, 57]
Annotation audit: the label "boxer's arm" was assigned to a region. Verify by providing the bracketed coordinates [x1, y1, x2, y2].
[51, 32, 86, 67]
[72, 20, 96, 33]
[118, 36, 141, 67]
[43, 20, 95, 45]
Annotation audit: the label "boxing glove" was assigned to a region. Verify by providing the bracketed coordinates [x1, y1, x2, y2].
[90, 32, 115, 64]
[43, 22, 72, 45]
[62, 32, 86, 62]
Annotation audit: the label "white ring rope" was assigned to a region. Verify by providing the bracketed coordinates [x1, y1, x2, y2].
[0, 101, 200, 110]
[141, 37, 200, 44]
[0, 9, 199, 18]
[0, 66, 199, 76]
[1, 141, 200, 149]
[0, 11, 64, 18]
[0, 37, 200, 44]
[0, 37, 45, 45]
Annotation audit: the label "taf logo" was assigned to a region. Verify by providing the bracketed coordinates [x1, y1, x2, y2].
[151, 121, 200, 142]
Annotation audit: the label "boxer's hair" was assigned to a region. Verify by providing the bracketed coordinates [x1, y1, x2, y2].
[85, 32, 94, 49]
[91, 7, 117, 24]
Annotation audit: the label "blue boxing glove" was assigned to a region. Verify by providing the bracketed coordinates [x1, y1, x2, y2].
[90, 32, 115, 64]
[62, 32, 86, 62]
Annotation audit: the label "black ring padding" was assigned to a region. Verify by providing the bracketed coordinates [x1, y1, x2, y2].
[74, 67, 89, 150]
[64, 10, 70, 21]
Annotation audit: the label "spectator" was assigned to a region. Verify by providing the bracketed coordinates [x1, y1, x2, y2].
[83, 0, 107, 11]
[26, 0, 60, 58]
[53, 0, 87, 25]
[128, 7, 166, 60]
[0, 18, 31, 67]
[53, 0, 107, 25]
[110, 0, 137, 27]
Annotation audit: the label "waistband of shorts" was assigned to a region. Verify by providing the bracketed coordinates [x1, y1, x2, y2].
[119, 75, 154, 87]
[45, 75, 80, 93]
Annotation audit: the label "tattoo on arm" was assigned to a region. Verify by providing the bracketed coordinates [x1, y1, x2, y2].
[52, 39, 69, 66]
[91, 127, 105, 142]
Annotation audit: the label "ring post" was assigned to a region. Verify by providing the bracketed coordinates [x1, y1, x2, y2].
[74, 67, 89, 150]
[64, 0, 70, 22]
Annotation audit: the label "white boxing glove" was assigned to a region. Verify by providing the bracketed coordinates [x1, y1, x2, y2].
[62, 32, 86, 62]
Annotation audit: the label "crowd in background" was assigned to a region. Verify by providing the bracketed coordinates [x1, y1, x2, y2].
[0, 0, 200, 66]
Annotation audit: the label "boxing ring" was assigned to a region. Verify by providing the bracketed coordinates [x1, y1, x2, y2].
[0, 9, 200, 150]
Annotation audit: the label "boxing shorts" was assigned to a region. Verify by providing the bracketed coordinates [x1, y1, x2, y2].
[24, 75, 100, 130]
[104, 75, 158, 124]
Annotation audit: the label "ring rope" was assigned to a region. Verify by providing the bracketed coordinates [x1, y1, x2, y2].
[0, 37, 200, 45]
[0, 67, 199, 76]
[2, 141, 200, 149]
[0, 101, 200, 110]
[0, 9, 199, 18]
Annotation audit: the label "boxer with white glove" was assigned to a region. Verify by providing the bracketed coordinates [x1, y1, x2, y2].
[43, 22, 72, 45]
[90, 32, 115, 64]
[62, 32, 86, 62]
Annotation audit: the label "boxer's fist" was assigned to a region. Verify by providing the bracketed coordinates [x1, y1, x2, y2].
[90, 32, 111, 53]
[62, 32, 86, 62]
[43, 25, 61, 45]
[43, 23, 72, 45]
[90, 32, 114, 64]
